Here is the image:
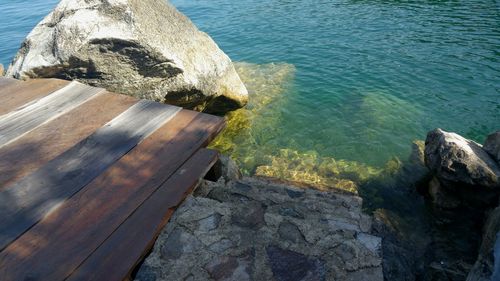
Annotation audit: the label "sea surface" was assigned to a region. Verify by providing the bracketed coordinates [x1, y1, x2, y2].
[0, 0, 499, 189]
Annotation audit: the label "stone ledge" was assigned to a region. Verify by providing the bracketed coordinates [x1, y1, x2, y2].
[135, 177, 383, 281]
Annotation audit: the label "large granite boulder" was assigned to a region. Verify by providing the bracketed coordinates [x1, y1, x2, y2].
[484, 131, 500, 164]
[6, 0, 248, 114]
[424, 129, 500, 207]
[425, 129, 500, 188]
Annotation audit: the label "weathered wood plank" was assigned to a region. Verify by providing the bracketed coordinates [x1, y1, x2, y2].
[0, 111, 224, 281]
[69, 149, 219, 281]
[0, 79, 70, 115]
[0, 100, 181, 251]
[0, 81, 104, 148]
[0, 77, 22, 91]
[0, 92, 137, 189]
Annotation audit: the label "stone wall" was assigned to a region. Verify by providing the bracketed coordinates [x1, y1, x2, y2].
[135, 177, 383, 281]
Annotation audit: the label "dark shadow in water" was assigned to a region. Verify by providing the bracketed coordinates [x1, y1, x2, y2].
[358, 152, 484, 281]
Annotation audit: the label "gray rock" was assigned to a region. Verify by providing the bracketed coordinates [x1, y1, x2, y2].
[135, 178, 383, 281]
[219, 155, 243, 183]
[205, 251, 254, 281]
[135, 265, 159, 281]
[424, 129, 500, 207]
[425, 128, 500, 188]
[208, 238, 234, 254]
[231, 201, 265, 230]
[484, 131, 500, 164]
[6, 0, 248, 114]
[197, 213, 221, 232]
[286, 188, 305, 198]
[428, 176, 460, 209]
[356, 233, 382, 255]
[160, 227, 202, 260]
[266, 245, 325, 281]
[278, 206, 305, 219]
[467, 207, 500, 281]
[345, 267, 384, 281]
[278, 221, 305, 243]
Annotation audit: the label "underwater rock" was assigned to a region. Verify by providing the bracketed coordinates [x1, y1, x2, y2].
[6, 0, 248, 114]
[409, 140, 425, 166]
[484, 131, 500, 164]
[209, 62, 296, 174]
[254, 149, 384, 194]
[467, 206, 500, 281]
[424, 129, 500, 207]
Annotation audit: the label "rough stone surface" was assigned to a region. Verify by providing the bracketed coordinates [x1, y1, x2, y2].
[424, 128, 500, 207]
[6, 0, 248, 114]
[134, 177, 383, 281]
[484, 131, 500, 164]
[467, 207, 500, 281]
[266, 246, 326, 281]
[425, 128, 500, 188]
[218, 155, 243, 183]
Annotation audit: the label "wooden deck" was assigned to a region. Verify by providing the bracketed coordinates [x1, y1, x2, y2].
[0, 77, 225, 281]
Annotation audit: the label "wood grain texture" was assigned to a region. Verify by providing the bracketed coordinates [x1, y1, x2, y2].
[0, 92, 137, 189]
[0, 77, 23, 93]
[0, 77, 22, 91]
[0, 81, 104, 148]
[0, 77, 19, 86]
[0, 100, 181, 251]
[0, 79, 70, 115]
[0, 111, 224, 281]
[68, 149, 219, 281]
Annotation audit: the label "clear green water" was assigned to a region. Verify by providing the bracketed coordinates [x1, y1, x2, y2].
[170, 0, 500, 187]
[1, 0, 499, 190]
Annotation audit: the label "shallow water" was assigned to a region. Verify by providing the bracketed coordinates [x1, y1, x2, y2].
[175, 0, 500, 187]
[0, 0, 499, 189]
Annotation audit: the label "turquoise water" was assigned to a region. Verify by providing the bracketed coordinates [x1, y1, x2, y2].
[172, 0, 499, 168]
[0, 0, 499, 179]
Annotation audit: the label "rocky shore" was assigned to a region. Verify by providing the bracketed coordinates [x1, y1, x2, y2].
[422, 129, 500, 281]
[132, 129, 500, 281]
[2, 0, 498, 280]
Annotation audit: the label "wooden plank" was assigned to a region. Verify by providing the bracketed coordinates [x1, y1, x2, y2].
[0, 111, 224, 281]
[0, 92, 137, 189]
[0, 79, 70, 115]
[0, 100, 181, 251]
[0, 77, 22, 90]
[69, 149, 219, 281]
[0, 81, 103, 148]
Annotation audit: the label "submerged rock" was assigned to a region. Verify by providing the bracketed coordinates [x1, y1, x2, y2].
[6, 0, 248, 114]
[424, 128, 500, 207]
[484, 131, 500, 164]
